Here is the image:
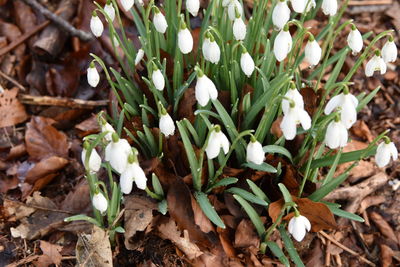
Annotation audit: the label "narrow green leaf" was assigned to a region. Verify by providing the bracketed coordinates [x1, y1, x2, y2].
[114, 226, 125, 233]
[207, 177, 238, 192]
[278, 226, 305, 267]
[329, 206, 365, 222]
[265, 241, 290, 267]
[233, 195, 265, 236]
[227, 187, 269, 206]
[152, 173, 164, 197]
[195, 191, 225, 228]
[308, 171, 349, 201]
[242, 162, 277, 173]
[263, 145, 293, 162]
[246, 179, 270, 203]
[64, 214, 102, 227]
[158, 200, 168, 215]
[278, 183, 293, 203]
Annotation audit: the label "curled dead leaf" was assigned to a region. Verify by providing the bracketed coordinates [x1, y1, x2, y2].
[0, 88, 28, 128]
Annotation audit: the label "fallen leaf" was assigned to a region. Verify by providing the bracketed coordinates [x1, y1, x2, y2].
[25, 116, 68, 160]
[75, 225, 113, 267]
[358, 195, 385, 214]
[75, 114, 100, 138]
[24, 156, 68, 184]
[351, 120, 374, 142]
[191, 195, 215, 234]
[304, 239, 324, 267]
[370, 212, 398, 245]
[178, 88, 196, 123]
[381, 244, 394, 267]
[234, 219, 260, 248]
[0, 88, 28, 128]
[34, 241, 63, 267]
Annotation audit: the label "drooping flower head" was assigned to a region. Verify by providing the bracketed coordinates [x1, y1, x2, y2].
[304, 34, 322, 67]
[288, 211, 311, 242]
[347, 24, 363, 55]
[246, 135, 265, 165]
[135, 48, 145, 65]
[186, 0, 200, 16]
[87, 61, 100, 88]
[178, 18, 193, 54]
[324, 87, 358, 129]
[227, 0, 243, 21]
[153, 6, 168, 34]
[365, 50, 387, 77]
[92, 190, 108, 213]
[321, 0, 338, 16]
[82, 141, 102, 173]
[382, 35, 397, 63]
[202, 31, 221, 64]
[120, 148, 147, 194]
[195, 67, 218, 106]
[272, 0, 290, 30]
[240, 46, 255, 77]
[324, 115, 348, 149]
[90, 11, 104, 38]
[104, 0, 115, 22]
[280, 96, 311, 140]
[159, 104, 175, 137]
[151, 62, 165, 91]
[205, 125, 230, 159]
[105, 133, 132, 174]
[274, 24, 292, 62]
[375, 137, 398, 168]
[233, 9, 247, 41]
[281, 82, 304, 114]
[121, 0, 134, 11]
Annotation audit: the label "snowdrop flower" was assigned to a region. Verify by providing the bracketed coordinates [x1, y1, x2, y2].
[272, 0, 291, 30]
[82, 142, 102, 173]
[100, 120, 115, 142]
[381, 36, 397, 63]
[187, 0, 200, 16]
[105, 133, 132, 174]
[159, 106, 175, 137]
[151, 64, 165, 91]
[347, 25, 363, 55]
[240, 49, 255, 77]
[246, 136, 265, 165]
[87, 62, 100, 87]
[202, 33, 221, 64]
[104, 1, 115, 22]
[324, 117, 348, 149]
[305, 35, 322, 67]
[280, 101, 311, 140]
[178, 20, 193, 54]
[121, 0, 134, 11]
[135, 0, 144, 6]
[206, 125, 230, 159]
[153, 7, 168, 34]
[291, 0, 315, 13]
[365, 50, 387, 77]
[120, 149, 147, 193]
[281, 83, 304, 113]
[233, 16, 247, 41]
[222, 0, 230, 7]
[324, 89, 358, 129]
[288, 213, 311, 242]
[274, 25, 292, 62]
[92, 192, 108, 213]
[321, 0, 338, 16]
[135, 48, 144, 65]
[227, 0, 242, 21]
[90, 11, 103, 38]
[375, 138, 398, 167]
[195, 67, 218, 106]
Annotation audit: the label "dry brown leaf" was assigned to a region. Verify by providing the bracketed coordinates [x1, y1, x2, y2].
[380, 244, 394, 267]
[234, 219, 260, 248]
[76, 225, 113, 267]
[75, 114, 100, 138]
[158, 218, 203, 260]
[191, 195, 215, 234]
[351, 120, 374, 142]
[0, 88, 28, 128]
[358, 195, 385, 214]
[24, 156, 68, 184]
[370, 212, 398, 245]
[304, 239, 324, 267]
[25, 116, 68, 160]
[34, 240, 63, 267]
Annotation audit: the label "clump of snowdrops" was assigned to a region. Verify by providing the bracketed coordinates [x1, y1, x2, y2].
[67, 0, 398, 263]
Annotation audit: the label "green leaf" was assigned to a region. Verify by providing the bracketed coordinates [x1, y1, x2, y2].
[263, 145, 293, 162]
[308, 171, 349, 202]
[278, 183, 293, 203]
[357, 86, 380, 112]
[64, 214, 102, 227]
[246, 179, 271, 203]
[195, 191, 225, 228]
[278, 226, 305, 267]
[207, 177, 238, 192]
[265, 241, 290, 267]
[321, 148, 342, 186]
[328, 206, 365, 222]
[152, 173, 164, 197]
[158, 200, 168, 215]
[233, 195, 265, 236]
[227, 187, 269, 206]
[242, 162, 277, 173]
[114, 226, 125, 233]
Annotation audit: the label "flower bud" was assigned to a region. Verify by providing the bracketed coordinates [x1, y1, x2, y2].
[240, 51, 255, 77]
[90, 12, 104, 37]
[272, 0, 291, 30]
[291, 0, 315, 13]
[206, 126, 230, 159]
[288, 214, 311, 242]
[153, 9, 168, 34]
[82, 147, 102, 173]
[195, 72, 218, 106]
[233, 18, 246, 41]
[135, 48, 144, 65]
[321, 0, 338, 16]
[152, 68, 165, 91]
[273, 27, 292, 62]
[92, 192, 108, 213]
[87, 62, 100, 87]
[105, 136, 132, 174]
[227, 0, 242, 21]
[121, 0, 134, 11]
[381, 38, 397, 63]
[324, 119, 348, 149]
[159, 112, 175, 137]
[202, 35, 221, 64]
[304, 38, 322, 67]
[186, 0, 200, 16]
[104, 2, 115, 22]
[375, 140, 398, 167]
[178, 26, 193, 54]
[246, 138, 265, 165]
[347, 26, 363, 55]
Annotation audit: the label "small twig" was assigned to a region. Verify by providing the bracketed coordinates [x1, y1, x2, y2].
[20, 94, 109, 109]
[5, 255, 40, 267]
[319, 231, 376, 267]
[0, 70, 27, 92]
[21, 0, 93, 42]
[0, 20, 50, 57]
[4, 198, 75, 214]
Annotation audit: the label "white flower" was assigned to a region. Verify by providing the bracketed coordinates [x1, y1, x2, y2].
[202, 36, 221, 64]
[90, 13, 103, 38]
[135, 48, 144, 65]
[187, 0, 200, 16]
[324, 119, 348, 149]
[87, 63, 100, 87]
[101, 122, 115, 142]
[280, 104, 311, 140]
[375, 141, 398, 167]
[222, 0, 231, 7]
[206, 126, 230, 159]
[153, 10, 168, 34]
[92, 192, 108, 213]
[135, 0, 144, 6]
[288, 215, 311, 242]
[120, 161, 147, 193]
[159, 112, 175, 137]
[240, 51, 255, 77]
[104, 2, 115, 21]
[121, 0, 134, 11]
[324, 92, 358, 129]
[233, 18, 247, 41]
[305, 39, 322, 67]
[274, 28, 292, 62]
[347, 26, 363, 55]
[365, 52, 387, 77]
[105, 137, 131, 174]
[382, 39, 397, 63]
[195, 72, 218, 106]
[246, 138, 265, 165]
[81, 147, 102, 173]
[152, 68, 165, 91]
[272, 0, 291, 30]
[227, 0, 242, 21]
[178, 27, 193, 54]
[291, 0, 315, 13]
[281, 86, 304, 114]
[321, 0, 338, 16]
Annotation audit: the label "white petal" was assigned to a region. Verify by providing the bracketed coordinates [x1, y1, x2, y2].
[233, 18, 247, 41]
[87, 66, 100, 87]
[207, 41, 221, 64]
[178, 28, 193, 54]
[382, 41, 397, 63]
[282, 89, 304, 114]
[120, 167, 134, 194]
[101, 122, 115, 142]
[105, 139, 131, 174]
[321, 0, 337, 16]
[227, 0, 242, 21]
[186, 0, 200, 16]
[240, 52, 255, 77]
[92, 193, 108, 213]
[82, 148, 102, 173]
[206, 131, 221, 159]
[378, 56, 387, 75]
[218, 131, 230, 155]
[291, 0, 306, 13]
[195, 75, 211, 106]
[299, 215, 311, 231]
[153, 12, 168, 34]
[324, 121, 339, 149]
[388, 142, 398, 160]
[280, 109, 297, 140]
[159, 113, 175, 136]
[274, 30, 292, 62]
[246, 140, 265, 165]
[152, 69, 165, 91]
[305, 40, 322, 67]
[202, 38, 211, 61]
[121, 0, 134, 11]
[338, 122, 349, 147]
[324, 94, 343, 115]
[375, 142, 391, 167]
[135, 49, 144, 65]
[347, 29, 363, 55]
[90, 16, 104, 38]
[104, 3, 116, 21]
[298, 109, 311, 130]
[272, 1, 291, 30]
